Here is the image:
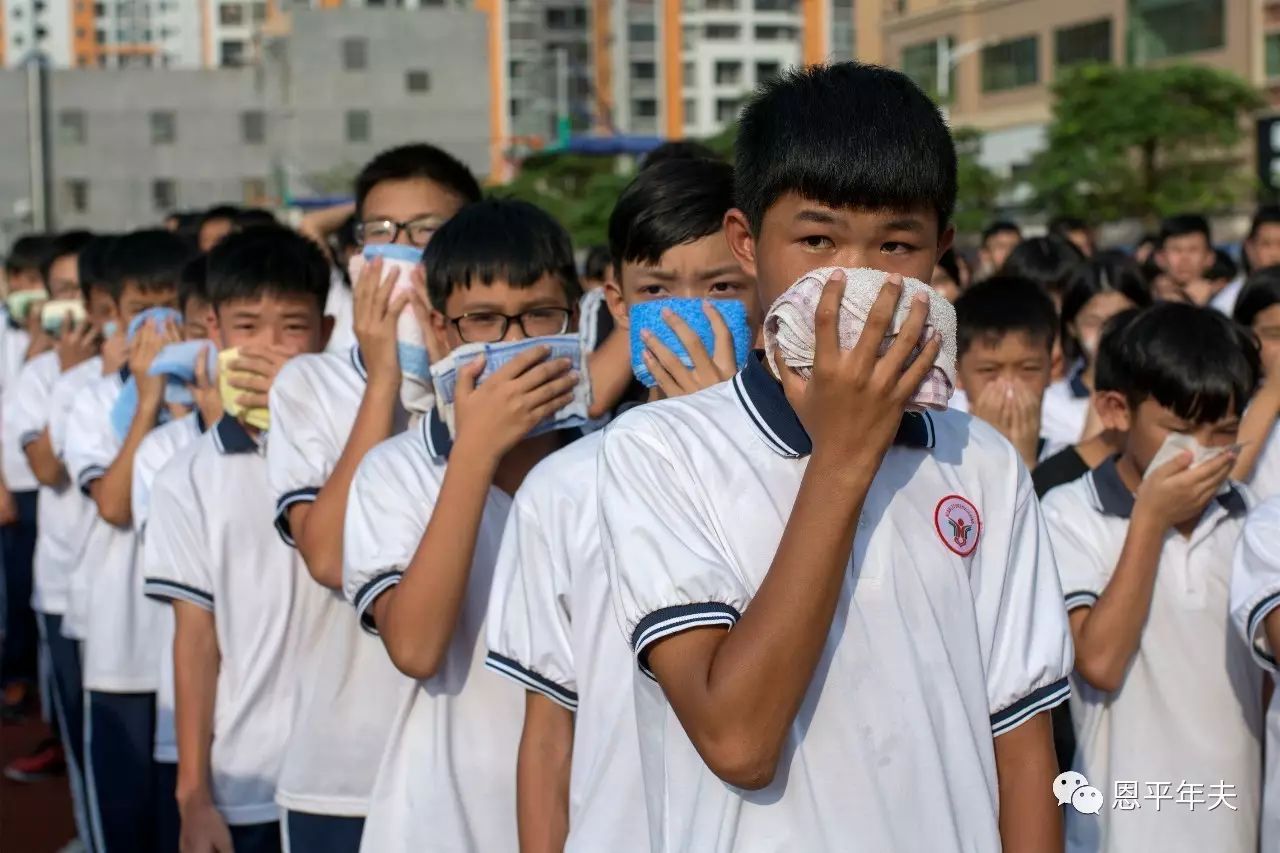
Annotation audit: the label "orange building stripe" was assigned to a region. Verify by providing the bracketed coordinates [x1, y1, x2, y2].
[200, 0, 213, 67]
[592, 0, 613, 133]
[72, 0, 99, 67]
[474, 0, 508, 182]
[0, 0, 7, 67]
[801, 0, 825, 66]
[662, 0, 683, 139]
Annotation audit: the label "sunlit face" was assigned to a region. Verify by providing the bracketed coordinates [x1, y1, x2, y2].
[1158, 233, 1213, 287]
[1252, 303, 1280, 373]
[930, 263, 960, 302]
[46, 254, 81, 301]
[6, 266, 43, 293]
[1063, 228, 1094, 258]
[116, 282, 179, 327]
[1070, 291, 1136, 365]
[607, 230, 759, 331]
[724, 194, 950, 309]
[982, 231, 1020, 271]
[198, 217, 235, 253]
[430, 274, 575, 353]
[359, 177, 469, 249]
[87, 285, 117, 328]
[1098, 395, 1241, 477]
[182, 295, 213, 342]
[956, 331, 1052, 405]
[214, 293, 325, 355]
[1248, 223, 1280, 272]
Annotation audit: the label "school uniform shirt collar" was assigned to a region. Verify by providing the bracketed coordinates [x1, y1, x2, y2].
[1068, 362, 1089, 399]
[118, 365, 131, 383]
[1089, 455, 1247, 519]
[212, 416, 260, 455]
[423, 405, 453, 460]
[349, 344, 368, 383]
[731, 350, 935, 458]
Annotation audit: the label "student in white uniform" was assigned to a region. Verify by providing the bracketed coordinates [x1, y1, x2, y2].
[599, 63, 1072, 852]
[1213, 206, 1280, 317]
[268, 145, 479, 852]
[343, 199, 582, 853]
[1232, 269, 1280, 500]
[1044, 303, 1262, 853]
[63, 229, 191, 853]
[145, 227, 333, 853]
[486, 159, 756, 852]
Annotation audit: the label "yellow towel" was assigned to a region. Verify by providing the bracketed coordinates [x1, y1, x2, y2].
[217, 348, 270, 431]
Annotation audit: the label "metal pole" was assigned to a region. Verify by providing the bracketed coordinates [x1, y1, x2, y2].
[554, 46, 571, 147]
[25, 52, 53, 232]
[936, 35, 951, 102]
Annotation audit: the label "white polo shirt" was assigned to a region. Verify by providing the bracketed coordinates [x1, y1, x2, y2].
[144, 416, 327, 825]
[343, 413, 521, 853]
[48, 355, 103, 641]
[1230, 495, 1280, 853]
[133, 412, 206, 764]
[267, 345, 412, 817]
[6, 351, 94, 615]
[324, 270, 356, 356]
[0, 317, 37, 492]
[485, 429, 649, 852]
[599, 353, 1073, 852]
[64, 368, 163, 692]
[1249, 422, 1280, 502]
[1041, 368, 1091, 447]
[1045, 460, 1261, 853]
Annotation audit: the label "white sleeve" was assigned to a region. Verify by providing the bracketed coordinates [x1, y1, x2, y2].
[342, 439, 431, 633]
[64, 384, 117, 496]
[267, 361, 340, 546]
[1043, 486, 1112, 612]
[142, 456, 213, 611]
[974, 468, 1073, 736]
[7, 359, 51, 452]
[598, 416, 751, 678]
[1231, 497, 1280, 673]
[484, 494, 578, 711]
[49, 368, 94, 458]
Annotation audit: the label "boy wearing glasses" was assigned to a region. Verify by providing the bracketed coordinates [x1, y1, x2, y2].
[266, 143, 481, 853]
[343, 198, 581, 852]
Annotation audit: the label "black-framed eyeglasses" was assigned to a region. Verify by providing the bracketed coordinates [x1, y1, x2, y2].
[449, 308, 572, 343]
[355, 216, 443, 247]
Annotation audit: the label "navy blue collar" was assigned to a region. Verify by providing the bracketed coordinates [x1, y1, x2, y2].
[349, 345, 368, 383]
[422, 406, 453, 460]
[212, 416, 258, 455]
[118, 365, 131, 383]
[1091, 456, 1246, 519]
[732, 351, 934, 458]
[1068, 363, 1089, 399]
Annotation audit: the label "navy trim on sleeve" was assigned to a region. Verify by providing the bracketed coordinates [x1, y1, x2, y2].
[991, 676, 1070, 737]
[273, 487, 320, 547]
[632, 602, 741, 679]
[1247, 590, 1280, 669]
[77, 465, 107, 497]
[143, 578, 215, 612]
[354, 570, 404, 634]
[484, 651, 579, 711]
[18, 429, 42, 449]
[1064, 590, 1099, 612]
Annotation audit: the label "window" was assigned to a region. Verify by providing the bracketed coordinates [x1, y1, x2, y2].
[628, 22, 655, 41]
[683, 98, 697, 124]
[58, 110, 86, 145]
[901, 39, 952, 96]
[705, 24, 739, 39]
[252, 2, 267, 22]
[715, 98, 739, 124]
[1055, 18, 1111, 69]
[545, 7, 586, 29]
[152, 179, 176, 211]
[62, 179, 89, 214]
[1269, 33, 1280, 80]
[981, 35, 1039, 93]
[682, 61, 695, 84]
[150, 111, 176, 144]
[242, 178, 267, 204]
[633, 98, 657, 118]
[218, 2, 244, 25]
[754, 0, 796, 10]
[1129, 0, 1224, 62]
[342, 37, 367, 70]
[704, 0, 736, 9]
[220, 40, 245, 66]
[345, 110, 370, 142]
[755, 25, 796, 40]
[406, 70, 431, 92]
[755, 61, 780, 82]
[714, 60, 742, 85]
[510, 98, 521, 118]
[830, 0, 854, 61]
[241, 110, 265, 144]
[632, 61, 656, 81]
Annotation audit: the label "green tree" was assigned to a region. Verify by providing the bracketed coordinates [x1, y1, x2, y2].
[499, 150, 635, 248]
[953, 127, 1003, 235]
[1025, 63, 1263, 224]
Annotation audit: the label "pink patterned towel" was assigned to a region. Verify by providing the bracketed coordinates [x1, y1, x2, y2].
[763, 266, 956, 411]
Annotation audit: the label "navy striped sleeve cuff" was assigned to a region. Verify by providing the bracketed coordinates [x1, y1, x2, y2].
[144, 577, 215, 612]
[18, 429, 41, 449]
[273, 487, 320, 548]
[484, 651, 579, 711]
[991, 676, 1070, 737]
[1064, 590, 1099, 612]
[77, 464, 107, 497]
[354, 571, 403, 635]
[631, 602, 741, 680]
[1247, 590, 1280, 670]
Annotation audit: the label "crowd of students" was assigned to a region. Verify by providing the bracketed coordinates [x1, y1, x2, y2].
[1, 60, 1280, 853]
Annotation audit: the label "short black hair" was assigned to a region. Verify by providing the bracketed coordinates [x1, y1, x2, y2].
[1048, 215, 1088, 240]
[608, 158, 734, 273]
[234, 208, 277, 230]
[1119, 302, 1258, 421]
[354, 143, 482, 218]
[1207, 248, 1238, 282]
[954, 275, 1058, 357]
[200, 205, 240, 227]
[178, 256, 208, 311]
[582, 245, 611, 281]
[641, 140, 720, 170]
[5, 234, 51, 275]
[205, 226, 329, 312]
[999, 235, 1085, 298]
[1060, 250, 1151, 361]
[1093, 308, 1140, 393]
[77, 234, 118, 301]
[1234, 265, 1280, 328]
[981, 220, 1021, 245]
[104, 230, 197, 301]
[735, 62, 956, 233]
[39, 230, 94, 288]
[1159, 213, 1211, 247]
[423, 199, 580, 311]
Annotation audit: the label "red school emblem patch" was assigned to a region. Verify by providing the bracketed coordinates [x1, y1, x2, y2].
[934, 494, 981, 557]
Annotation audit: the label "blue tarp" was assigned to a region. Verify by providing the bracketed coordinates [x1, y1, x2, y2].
[559, 136, 667, 156]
